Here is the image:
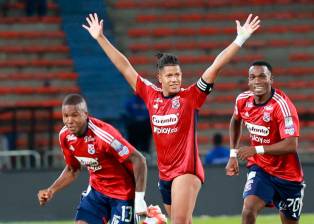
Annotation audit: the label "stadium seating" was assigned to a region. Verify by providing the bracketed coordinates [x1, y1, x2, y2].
[106, 0, 314, 156]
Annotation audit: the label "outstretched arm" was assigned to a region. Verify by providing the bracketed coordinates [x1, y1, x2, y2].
[83, 13, 139, 91]
[202, 14, 260, 83]
[37, 165, 80, 206]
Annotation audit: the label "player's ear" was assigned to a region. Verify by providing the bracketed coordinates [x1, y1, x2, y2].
[157, 73, 162, 84]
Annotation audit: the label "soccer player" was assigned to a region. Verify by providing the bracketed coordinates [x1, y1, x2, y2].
[37, 94, 148, 224]
[83, 13, 260, 223]
[225, 61, 305, 224]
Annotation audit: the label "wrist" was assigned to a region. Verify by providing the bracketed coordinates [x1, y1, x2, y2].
[230, 149, 238, 158]
[233, 35, 247, 47]
[135, 192, 145, 200]
[255, 145, 265, 154]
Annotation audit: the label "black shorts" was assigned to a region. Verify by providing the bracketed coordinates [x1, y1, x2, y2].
[158, 179, 173, 205]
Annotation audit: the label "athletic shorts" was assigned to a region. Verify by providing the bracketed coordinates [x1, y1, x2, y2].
[158, 179, 173, 205]
[75, 186, 135, 224]
[243, 165, 305, 220]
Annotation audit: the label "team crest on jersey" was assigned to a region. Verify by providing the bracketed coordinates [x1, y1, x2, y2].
[244, 112, 250, 117]
[110, 139, 129, 156]
[66, 134, 77, 142]
[263, 112, 271, 122]
[87, 144, 95, 154]
[172, 97, 180, 109]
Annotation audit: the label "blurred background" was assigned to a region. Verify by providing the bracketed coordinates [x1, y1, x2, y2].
[0, 0, 313, 222]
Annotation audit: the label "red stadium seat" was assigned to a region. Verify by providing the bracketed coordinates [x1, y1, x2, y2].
[0, 31, 65, 39]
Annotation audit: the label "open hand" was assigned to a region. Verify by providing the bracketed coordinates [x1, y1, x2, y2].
[236, 14, 261, 39]
[82, 13, 104, 40]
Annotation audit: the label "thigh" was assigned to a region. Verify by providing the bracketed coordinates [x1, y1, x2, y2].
[243, 166, 275, 206]
[273, 178, 305, 221]
[171, 174, 201, 219]
[75, 187, 110, 224]
[110, 198, 135, 224]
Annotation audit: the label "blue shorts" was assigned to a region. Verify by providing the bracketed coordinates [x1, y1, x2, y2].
[243, 165, 305, 220]
[75, 187, 135, 224]
[158, 179, 173, 205]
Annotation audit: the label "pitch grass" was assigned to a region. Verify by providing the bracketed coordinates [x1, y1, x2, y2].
[1, 214, 314, 224]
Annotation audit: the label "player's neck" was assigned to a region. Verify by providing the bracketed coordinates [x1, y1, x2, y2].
[254, 88, 274, 106]
[76, 121, 88, 137]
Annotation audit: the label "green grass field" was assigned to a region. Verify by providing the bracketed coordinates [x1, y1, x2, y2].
[1, 214, 313, 224]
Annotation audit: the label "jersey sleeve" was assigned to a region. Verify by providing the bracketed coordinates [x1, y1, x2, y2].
[187, 84, 209, 109]
[58, 130, 81, 170]
[98, 124, 136, 163]
[135, 75, 158, 104]
[274, 99, 300, 139]
[233, 95, 243, 120]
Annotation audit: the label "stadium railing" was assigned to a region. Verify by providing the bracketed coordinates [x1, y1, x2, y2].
[0, 149, 41, 169]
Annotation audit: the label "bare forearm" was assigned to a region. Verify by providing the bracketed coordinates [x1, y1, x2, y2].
[131, 153, 147, 192]
[96, 35, 137, 90]
[229, 116, 242, 149]
[48, 166, 80, 194]
[263, 137, 298, 155]
[202, 43, 240, 83]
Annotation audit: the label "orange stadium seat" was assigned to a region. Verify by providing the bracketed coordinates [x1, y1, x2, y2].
[0, 45, 69, 54]
[0, 59, 73, 68]
[7, 2, 58, 10]
[289, 53, 314, 61]
[0, 73, 78, 81]
[0, 86, 79, 95]
[0, 16, 61, 24]
[0, 31, 65, 39]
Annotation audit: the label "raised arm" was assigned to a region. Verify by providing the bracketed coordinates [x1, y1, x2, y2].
[83, 13, 139, 91]
[202, 14, 260, 83]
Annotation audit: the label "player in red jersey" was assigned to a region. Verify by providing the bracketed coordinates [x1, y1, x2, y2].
[37, 94, 148, 224]
[83, 13, 260, 223]
[226, 61, 305, 224]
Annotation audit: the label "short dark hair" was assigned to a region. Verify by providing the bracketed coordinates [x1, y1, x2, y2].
[62, 94, 88, 112]
[250, 61, 272, 72]
[213, 133, 223, 145]
[156, 52, 179, 70]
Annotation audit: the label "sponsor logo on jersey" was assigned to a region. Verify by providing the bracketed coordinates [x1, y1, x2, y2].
[75, 156, 102, 172]
[172, 97, 180, 109]
[84, 135, 95, 143]
[263, 112, 271, 122]
[87, 144, 95, 155]
[285, 128, 295, 135]
[110, 139, 129, 156]
[66, 134, 77, 142]
[264, 105, 273, 111]
[152, 114, 178, 127]
[69, 145, 75, 151]
[245, 122, 270, 136]
[153, 126, 178, 134]
[250, 134, 271, 144]
[284, 116, 294, 128]
[153, 98, 163, 109]
[246, 102, 253, 108]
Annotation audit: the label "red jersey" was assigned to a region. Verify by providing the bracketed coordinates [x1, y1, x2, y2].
[234, 89, 304, 182]
[136, 76, 210, 182]
[59, 117, 136, 200]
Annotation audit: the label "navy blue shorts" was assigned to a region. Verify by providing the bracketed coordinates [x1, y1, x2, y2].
[75, 186, 135, 224]
[243, 165, 305, 220]
[158, 179, 173, 205]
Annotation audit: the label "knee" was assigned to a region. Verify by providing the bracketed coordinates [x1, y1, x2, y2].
[172, 214, 190, 224]
[242, 207, 258, 222]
